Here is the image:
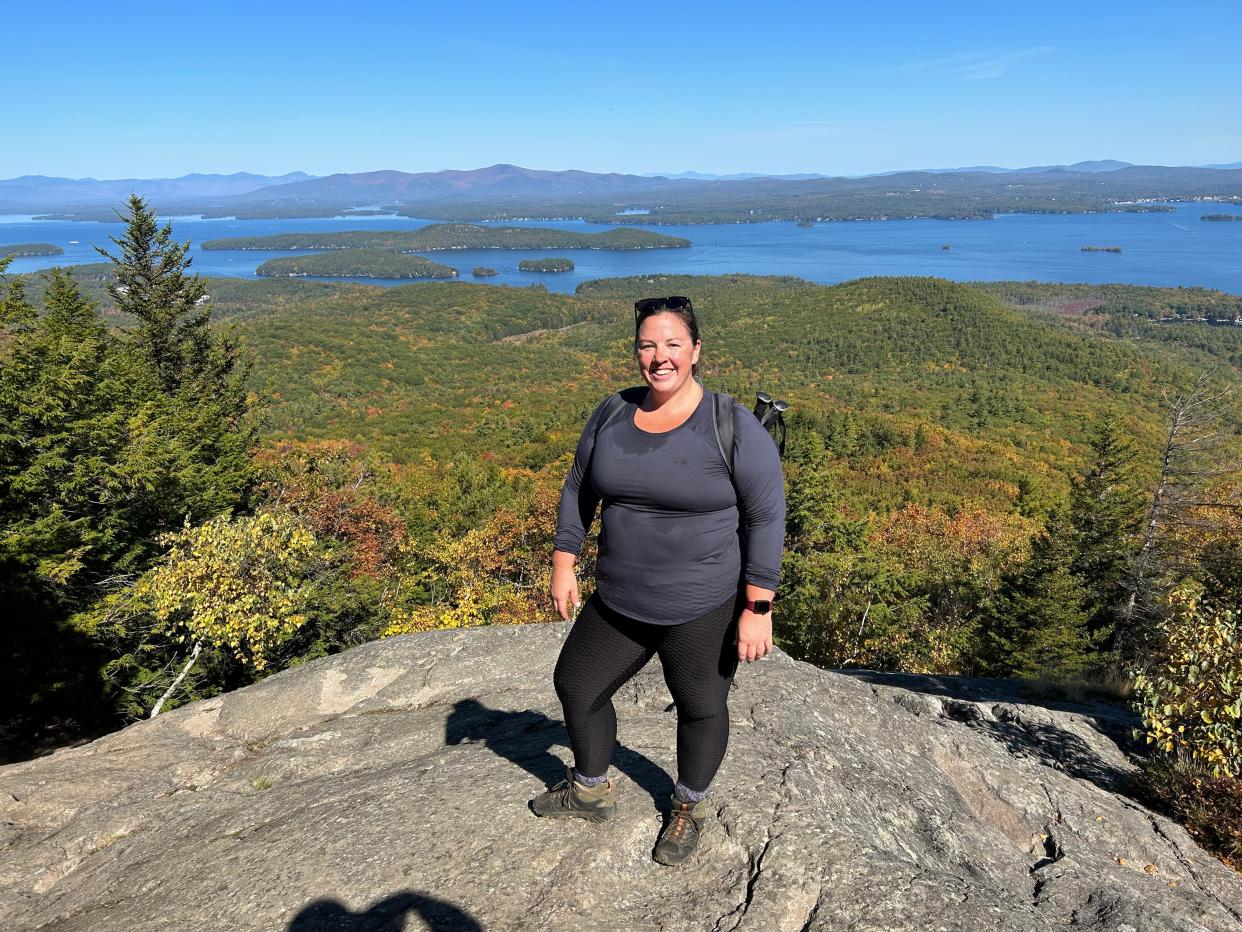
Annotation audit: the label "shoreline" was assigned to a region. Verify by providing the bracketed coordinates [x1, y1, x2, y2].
[13, 197, 1242, 228]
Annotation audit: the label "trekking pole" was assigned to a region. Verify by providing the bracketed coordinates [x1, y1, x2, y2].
[771, 398, 788, 455]
[753, 391, 773, 423]
[754, 390, 790, 456]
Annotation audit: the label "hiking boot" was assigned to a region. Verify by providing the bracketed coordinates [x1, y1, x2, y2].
[529, 766, 616, 824]
[653, 793, 711, 865]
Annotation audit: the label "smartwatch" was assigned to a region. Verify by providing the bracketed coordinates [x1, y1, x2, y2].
[745, 599, 773, 614]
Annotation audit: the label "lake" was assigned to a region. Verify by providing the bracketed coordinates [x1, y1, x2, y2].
[3, 203, 1241, 295]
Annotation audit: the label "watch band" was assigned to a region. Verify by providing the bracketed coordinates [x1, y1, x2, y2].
[745, 599, 773, 614]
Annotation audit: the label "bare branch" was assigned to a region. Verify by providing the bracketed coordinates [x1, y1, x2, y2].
[151, 641, 202, 717]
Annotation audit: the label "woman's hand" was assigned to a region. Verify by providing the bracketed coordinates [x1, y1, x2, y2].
[551, 550, 581, 621]
[736, 608, 773, 663]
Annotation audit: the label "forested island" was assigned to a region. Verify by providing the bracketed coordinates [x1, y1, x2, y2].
[255, 248, 458, 279]
[203, 223, 690, 251]
[0, 242, 63, 257]
[472, 266, 498, 277]
[1201, 213, 1242, 221]
[519, 257, 573, 272]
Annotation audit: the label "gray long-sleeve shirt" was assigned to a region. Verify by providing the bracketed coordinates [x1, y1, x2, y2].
[554, 387, 786, 625]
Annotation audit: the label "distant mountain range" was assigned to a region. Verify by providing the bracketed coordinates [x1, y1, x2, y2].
[645, 160, 1227, 180]
[0, 172, 313, 211]
[909, 159, 1136, 175]
[232, 164, 686, 204]
[645, 171, 831, 181]
[3, 161, 1241, 223]
[652, 161, 1150, 180]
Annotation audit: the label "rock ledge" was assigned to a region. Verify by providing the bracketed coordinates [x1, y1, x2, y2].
[2, 622, 1240, 931]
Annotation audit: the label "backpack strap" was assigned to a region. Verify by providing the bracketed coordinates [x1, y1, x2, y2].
[595, 387, 738, 481]
[709, 390, 736, 480]
[593, 391, 629, 441]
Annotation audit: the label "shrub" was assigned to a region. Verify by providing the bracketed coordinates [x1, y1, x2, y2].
[383, 481, 566, 635]
[136, 510, 320, 671]
[1132, 584, 1242, 778]
[1135, 756, 1242, 871]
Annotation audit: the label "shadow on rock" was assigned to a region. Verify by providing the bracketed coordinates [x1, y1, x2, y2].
[970, 710, 1134, 793]
[838, 669, 1139, 795]
[288, 891, 481, 931]
[445, 699, 673, 807]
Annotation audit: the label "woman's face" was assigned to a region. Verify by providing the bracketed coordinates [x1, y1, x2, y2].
[636, 312, 701, 398]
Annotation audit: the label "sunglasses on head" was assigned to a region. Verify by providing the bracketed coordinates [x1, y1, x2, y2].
[634, 295, 693, 319]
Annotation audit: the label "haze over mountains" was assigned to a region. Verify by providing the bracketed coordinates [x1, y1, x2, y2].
[0, 171, 312, 210]
[655, 160, 1142, 179]
[232, 164, 685, 203]
[4, 160, 1242, 223]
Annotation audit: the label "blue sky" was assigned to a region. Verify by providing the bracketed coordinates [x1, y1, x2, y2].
[5, 0, 1240, 178]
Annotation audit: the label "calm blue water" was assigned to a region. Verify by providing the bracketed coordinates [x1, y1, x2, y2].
[2, 203, 1241, 295]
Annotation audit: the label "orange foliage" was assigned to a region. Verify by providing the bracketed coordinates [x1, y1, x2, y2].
[871, 501, 1032, 577]
[257, 440, 407, 580]
[385, 477, 593, 635]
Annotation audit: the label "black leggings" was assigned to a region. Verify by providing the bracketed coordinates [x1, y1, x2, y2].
[553, 591, 741, 793]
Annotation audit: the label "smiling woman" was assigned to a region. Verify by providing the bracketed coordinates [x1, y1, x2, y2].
[531, 293, 786, 867]
[633, 299, 701, 416]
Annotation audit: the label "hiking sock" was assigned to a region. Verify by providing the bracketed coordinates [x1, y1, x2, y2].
[674, 781, 708, 804]
[573, 768, 609, 788]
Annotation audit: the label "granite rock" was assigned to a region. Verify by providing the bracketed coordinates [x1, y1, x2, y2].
[1, 623, 1240, 931]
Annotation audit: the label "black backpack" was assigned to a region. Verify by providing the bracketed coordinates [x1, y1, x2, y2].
[591, 384, 786, 480]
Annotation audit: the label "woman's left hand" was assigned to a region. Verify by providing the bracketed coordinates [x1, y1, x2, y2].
[736, 609, 773, 663]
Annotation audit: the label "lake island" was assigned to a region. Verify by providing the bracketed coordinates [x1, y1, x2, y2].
[203, 223, 690, 252]
[255, 249, 458, 279]
[519, 257, 574, 272]
[1, 243, 64, 257]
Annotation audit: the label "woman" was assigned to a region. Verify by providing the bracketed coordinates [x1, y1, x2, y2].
[530, 295, 786, 866]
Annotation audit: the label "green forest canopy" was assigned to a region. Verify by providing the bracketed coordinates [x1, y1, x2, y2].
[255, 249, 459, 279]
[210, 272, 1242, 499]
[22, 268, 1242, 485]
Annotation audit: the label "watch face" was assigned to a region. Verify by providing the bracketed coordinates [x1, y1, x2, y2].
[752, 600, 772, 614]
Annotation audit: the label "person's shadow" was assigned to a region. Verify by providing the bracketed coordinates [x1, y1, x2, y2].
[444, 699, 673, 807]
[288, 891, 480, 931]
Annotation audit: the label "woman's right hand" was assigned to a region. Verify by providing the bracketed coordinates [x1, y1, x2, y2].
[551, 551, 581, 621]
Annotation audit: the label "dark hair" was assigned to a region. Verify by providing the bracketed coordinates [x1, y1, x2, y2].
[633, 296, 700, 360]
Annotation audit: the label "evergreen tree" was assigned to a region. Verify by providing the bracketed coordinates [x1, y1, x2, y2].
[1069, 411, 1144, 637]
[94, 194, 257, 540]
[775, 429, 881, 666]
[982, 508, 1097, 679]
[96, 194, 211, 393]
[2, 201, 259, 742]
[0, 268, 128, 731]
[0, 269, 126, 598]
[0, 255, 35, 329]
[79, 202, 259, 718]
